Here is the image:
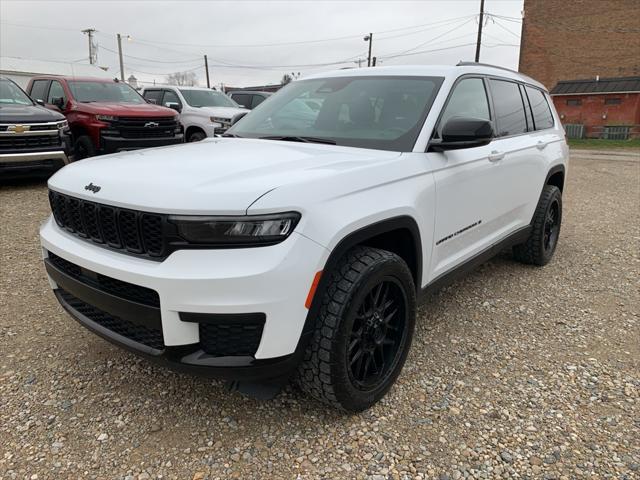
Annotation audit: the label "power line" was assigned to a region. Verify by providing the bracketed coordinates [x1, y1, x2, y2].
[99, 45, 201, 64]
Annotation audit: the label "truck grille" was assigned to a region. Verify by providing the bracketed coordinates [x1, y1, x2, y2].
[49, 190, 167, 259]
[58, 289, 165, 350]
[47, 252, 160, 308]
[0, 134, 61, 151]
[113, 116, 179, 139]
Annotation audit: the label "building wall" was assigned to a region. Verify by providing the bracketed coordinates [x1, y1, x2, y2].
[552, 93, 640, 138]
[519, 0, 640, 90]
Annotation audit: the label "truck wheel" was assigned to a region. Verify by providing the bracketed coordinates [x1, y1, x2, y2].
[297, 246, 416, 411]
[188, 130, 206, 142]
[513, 185, 562, 266]
[74, 135, 95, 160]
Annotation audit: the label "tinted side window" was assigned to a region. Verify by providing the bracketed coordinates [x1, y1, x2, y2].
[47, 81, 67, 104]
[438, 77, 490, 136]
[162, 90, 181, 107]
[525, 86, 554, 130]
[489, 79, 527, 137]
[30, 80, 49, 102]
[251, 95, 266, 108]
[232, 94, 250, 108]
[143, 90, 163, 104]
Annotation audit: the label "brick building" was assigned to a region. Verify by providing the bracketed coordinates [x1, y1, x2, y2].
[550, 77, 640, 138]
[518, 0, 640, 91]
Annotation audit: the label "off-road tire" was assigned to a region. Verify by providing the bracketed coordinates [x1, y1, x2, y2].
[297, 246, 416, 412]
[188, 130, 206, 142]
[73, 135, 95, 160]
[513, 184, 562, 266]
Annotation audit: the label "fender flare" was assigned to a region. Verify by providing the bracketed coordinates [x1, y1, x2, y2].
[293, 215, 423, 357]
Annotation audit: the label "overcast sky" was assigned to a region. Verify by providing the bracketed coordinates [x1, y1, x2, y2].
[1, 0, 524, 88]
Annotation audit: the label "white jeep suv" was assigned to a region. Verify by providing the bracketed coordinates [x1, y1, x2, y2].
[41, 64, 568, 411]
[141, 86, 248, 141]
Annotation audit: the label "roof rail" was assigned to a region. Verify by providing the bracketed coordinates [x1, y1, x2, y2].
[456, 61, 520, 75]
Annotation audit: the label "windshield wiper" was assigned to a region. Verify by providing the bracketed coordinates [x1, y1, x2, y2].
[221, 133, 243, 138]
[259, 135, 336, 145]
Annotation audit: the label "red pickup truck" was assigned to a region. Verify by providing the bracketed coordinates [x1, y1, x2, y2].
[26, 76, 183, 159]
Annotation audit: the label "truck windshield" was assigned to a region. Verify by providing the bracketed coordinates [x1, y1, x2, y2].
[179, 89, 239, 108]
[68, 81, 146, 104]
[227, 76, 444, 152]
[0, 79, 34, 105]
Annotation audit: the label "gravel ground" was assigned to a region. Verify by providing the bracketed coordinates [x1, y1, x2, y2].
[1, 152, 638, 480]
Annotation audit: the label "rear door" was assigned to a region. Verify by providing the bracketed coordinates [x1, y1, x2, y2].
[427, 76, 503, 279]
[485, 78, 548, 231]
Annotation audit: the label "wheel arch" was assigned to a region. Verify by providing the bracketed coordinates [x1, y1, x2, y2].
[545, 164, 565, 192]
[299, 216, 422, 345]
[185, 125, 206, 140]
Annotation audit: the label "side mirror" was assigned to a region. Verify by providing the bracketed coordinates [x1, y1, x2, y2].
[52, 97, 65, 110]
[146, 98, 157, 104]
[165, 102, 182, 113]
[35, 98, 45, 106]
[430, 118, 494, 152]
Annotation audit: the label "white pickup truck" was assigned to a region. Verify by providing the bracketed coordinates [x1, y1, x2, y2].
[142, 86, 248, 141]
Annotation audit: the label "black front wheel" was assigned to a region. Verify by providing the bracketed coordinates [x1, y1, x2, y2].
[297, 246, 416, 411]
[188, 130, 206, 142]
[73, 135, 96, 160]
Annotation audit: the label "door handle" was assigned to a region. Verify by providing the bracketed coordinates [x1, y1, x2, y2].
[488, 150, 505, 162]
[536, 140, 548, 150]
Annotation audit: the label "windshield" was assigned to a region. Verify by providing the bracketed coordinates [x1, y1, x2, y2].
[180, 89, 239, 108]
[68, 81, 146, 104]
[227, 76, 443, 151]
[0, 79, 34, 106]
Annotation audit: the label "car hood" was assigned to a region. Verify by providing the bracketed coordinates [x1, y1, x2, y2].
[72, 102, 177, 117]
[0, 104, 65, 123]
[197, 106, 249, 119]
[48, 138, 400, 215]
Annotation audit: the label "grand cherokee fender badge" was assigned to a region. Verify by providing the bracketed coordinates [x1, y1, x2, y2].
[84, 182, 101, 193]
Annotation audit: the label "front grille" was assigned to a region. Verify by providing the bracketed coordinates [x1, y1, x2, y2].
[112, 116, 178, 139]
[199, 322, 264, 357]
[59, 289, 165, 350]
[49, 190, 167, 259]
[48, 252, 160, 308]
[0, 134, 61, 151]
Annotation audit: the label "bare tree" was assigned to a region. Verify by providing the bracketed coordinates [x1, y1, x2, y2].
[281, 73, 292, 85]
[166, 71, 199, 86]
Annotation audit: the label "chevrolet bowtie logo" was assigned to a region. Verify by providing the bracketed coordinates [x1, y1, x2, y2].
[8, 124, 29, 134]
[144, 121, 160, 128]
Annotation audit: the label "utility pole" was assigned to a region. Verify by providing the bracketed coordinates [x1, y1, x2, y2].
[475, 0, 485, 62]
[204, 55, 211, 88]
[81, 28, 97, 64]
[117, 33, 125, 81]
[364, 33, 373, 67]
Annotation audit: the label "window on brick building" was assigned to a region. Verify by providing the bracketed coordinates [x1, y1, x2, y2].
[605, 97, 622, 105]
[566, 99, 581, 106]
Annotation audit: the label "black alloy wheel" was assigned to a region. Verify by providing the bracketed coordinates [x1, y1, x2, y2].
[348, 280, 407, 391]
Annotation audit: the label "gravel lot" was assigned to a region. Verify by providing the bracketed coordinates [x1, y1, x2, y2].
[1, 151, 638, 480]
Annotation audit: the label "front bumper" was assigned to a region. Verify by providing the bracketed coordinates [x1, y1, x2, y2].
[40, 217, 328, 379]
[0, 150, 69, 177]
[100, 134, 184, 154]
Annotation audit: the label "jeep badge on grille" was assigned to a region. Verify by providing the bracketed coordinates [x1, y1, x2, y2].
[84, 183, 101, 193]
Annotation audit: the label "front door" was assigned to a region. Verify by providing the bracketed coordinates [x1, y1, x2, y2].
[427, 76, 504, 280]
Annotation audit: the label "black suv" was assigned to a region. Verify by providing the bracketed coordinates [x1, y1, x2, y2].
[0, 77, 72, 178]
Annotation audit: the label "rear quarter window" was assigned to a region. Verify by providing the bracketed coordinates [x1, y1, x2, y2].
[525, 86, 554, 130]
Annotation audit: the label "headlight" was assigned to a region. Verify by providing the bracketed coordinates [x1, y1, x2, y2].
[56, 120, 69, 130]
[96, 115, 118, 122]
[210, 116, 231, 124]
[169, 212, 300, 246]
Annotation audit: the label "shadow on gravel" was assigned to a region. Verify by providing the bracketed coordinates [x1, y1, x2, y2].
[0, 176, 49, 189]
